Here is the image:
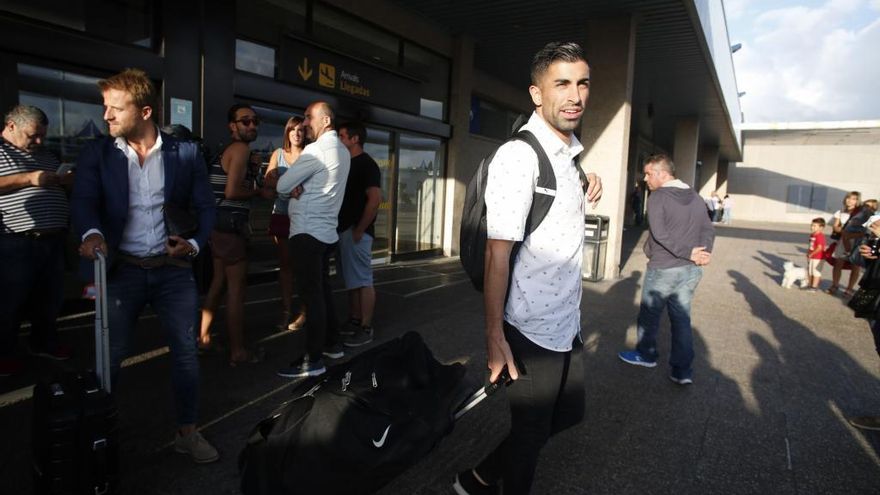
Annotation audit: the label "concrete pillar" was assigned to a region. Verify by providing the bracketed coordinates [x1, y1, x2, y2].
[673, 118, 700, 186]
[697, 146, 719, 198]
[442, 35, 475, 256]
[202, 0, 236, 151]
[579, 16, 637, 280]
[716, 160, 729, 195]
[162, 1, 202, 134]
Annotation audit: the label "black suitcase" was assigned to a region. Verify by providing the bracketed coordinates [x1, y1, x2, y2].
[238, 331, 508, 495]
[33, 252, 119, 494]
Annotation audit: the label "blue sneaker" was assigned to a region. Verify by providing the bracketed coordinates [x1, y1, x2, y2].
[669, 375, 693, 385]
[277, 356, 326, 378]
[618, 350, 657, 368]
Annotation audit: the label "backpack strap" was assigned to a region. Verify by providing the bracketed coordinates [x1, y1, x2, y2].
[510, 130, 556, 237]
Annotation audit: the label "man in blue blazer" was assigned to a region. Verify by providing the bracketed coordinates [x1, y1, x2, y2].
[71, 69, 218, 463]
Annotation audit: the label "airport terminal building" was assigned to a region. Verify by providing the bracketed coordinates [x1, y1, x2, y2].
[0, 0, 742, 279]
[730, 121, 880, 224]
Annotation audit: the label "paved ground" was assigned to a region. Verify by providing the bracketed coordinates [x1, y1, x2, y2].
[2, 221, 879, 494]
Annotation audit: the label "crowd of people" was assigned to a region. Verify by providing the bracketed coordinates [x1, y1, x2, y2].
[1, 43, 876, 494]
[798, 191, 878, 297]
[0, 68, 384, 463]
[705, 190, 733, 225]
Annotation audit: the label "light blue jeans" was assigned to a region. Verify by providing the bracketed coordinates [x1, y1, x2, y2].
[636, 264, 703, 380]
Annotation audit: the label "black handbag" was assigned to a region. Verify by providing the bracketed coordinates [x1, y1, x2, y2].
[847, 287, 880, 319]
[163, 203, 198, 239]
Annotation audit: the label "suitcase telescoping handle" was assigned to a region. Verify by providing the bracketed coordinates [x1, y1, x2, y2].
[453, 368, 512, 421]
[94, 250, 111, 394]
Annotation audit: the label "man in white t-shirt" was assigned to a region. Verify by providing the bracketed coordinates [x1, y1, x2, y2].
[453, 41, 603, 495]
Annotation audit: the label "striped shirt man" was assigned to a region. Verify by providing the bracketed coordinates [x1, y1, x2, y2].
[0, 140, 68, 233]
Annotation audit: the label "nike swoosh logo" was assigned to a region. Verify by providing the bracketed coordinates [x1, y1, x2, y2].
[372, 425, 391, 448]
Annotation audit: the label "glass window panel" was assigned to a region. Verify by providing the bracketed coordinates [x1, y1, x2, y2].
[396, 133, 444, 253]
[236, 39, 276, 78]
[363, 127, 394, 257]
[19, 90, 104, 163]
[470, 96, 521, 139]
[786, 185, 811, 213]
[312, 3, 399, 67]
[0, 0, 154, 48]
[419, 99, 444, 120]
[404, 42, 449, 121]
[810, 186, 828, 212]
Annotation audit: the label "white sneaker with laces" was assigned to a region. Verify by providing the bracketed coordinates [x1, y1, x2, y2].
[174, 429, 220, 463]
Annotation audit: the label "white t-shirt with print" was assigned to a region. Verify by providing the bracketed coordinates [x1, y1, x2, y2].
[485, 112, 585, 352]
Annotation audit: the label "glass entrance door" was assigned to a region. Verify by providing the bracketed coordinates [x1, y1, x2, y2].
[394, 133, 445, 254]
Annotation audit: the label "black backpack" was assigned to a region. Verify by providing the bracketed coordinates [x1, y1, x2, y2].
[459, 129, 588, 291]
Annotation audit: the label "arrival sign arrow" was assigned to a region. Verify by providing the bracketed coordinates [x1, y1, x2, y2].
[298, 57, 313, 81]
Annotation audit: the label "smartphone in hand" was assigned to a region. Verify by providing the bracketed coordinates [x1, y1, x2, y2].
[56, 163, 75, 176]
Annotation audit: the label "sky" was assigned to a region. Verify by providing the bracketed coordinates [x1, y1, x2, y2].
[725, 0, 880, 123]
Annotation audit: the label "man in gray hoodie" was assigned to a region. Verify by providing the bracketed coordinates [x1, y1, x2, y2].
[618, 153, 714, 385]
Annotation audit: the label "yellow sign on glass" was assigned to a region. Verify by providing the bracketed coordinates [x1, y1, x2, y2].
[319, 63, 336, 88]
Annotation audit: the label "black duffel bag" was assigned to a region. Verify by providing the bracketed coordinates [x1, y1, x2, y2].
[239, 331, 473, 495]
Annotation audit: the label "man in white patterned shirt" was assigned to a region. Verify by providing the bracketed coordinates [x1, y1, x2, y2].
[0, 105, 74, 376]
[453, 42, 602, 495]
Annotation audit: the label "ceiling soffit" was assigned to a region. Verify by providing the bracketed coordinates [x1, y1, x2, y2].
[391, 0, 740, 162]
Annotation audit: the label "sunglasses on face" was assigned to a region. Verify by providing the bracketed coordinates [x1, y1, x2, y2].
[235, 117, 260, 127]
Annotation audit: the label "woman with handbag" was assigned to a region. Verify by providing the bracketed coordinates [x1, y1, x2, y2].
[847, 214, 880, 431]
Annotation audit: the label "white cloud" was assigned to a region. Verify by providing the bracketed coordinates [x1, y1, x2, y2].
[725, 0, 756, 20]
[735, 0, 880, 122]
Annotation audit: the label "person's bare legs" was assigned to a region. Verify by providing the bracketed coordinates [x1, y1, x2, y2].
[199, 257, 227, 347]
[360, 286, 376, 327]
[225, 259, 249, 362]
[274, 234, 293, 325]
[348, 290, 362, 322]
[845, 265, 861, 295]
[827, 258, 843, 293]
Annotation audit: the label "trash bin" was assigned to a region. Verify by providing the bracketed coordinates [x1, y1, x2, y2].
[582, 214, 609, 282]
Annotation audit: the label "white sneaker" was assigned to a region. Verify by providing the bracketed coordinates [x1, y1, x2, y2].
[174, 429, 220, 463]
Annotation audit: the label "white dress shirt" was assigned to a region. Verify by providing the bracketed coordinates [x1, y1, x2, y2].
[82, 130, 198, 256]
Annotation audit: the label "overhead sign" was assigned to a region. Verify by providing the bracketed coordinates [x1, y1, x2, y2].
[280, 37, 421, 115]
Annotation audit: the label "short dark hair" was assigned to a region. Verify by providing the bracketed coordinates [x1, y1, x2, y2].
[227, 103, 255, 123]
[812, 217, 826, 228]
[531, 42, 588, 85]
[4, 104, 48, 127]
[644, 153, 676, 177]
[338, 121, 366, 146]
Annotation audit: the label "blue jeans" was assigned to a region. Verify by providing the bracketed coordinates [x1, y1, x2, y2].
[0, 233, 66, 356]
[107, 263, 200, 426]
[636, 264, 703, 380]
